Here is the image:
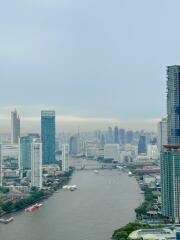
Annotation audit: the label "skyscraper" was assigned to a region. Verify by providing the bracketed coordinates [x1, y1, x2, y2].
[69, 135, 80, 155]
[157, 117, 167, 152]
[138, 135, 147, 154]
[31, 138, 42, 189]
[119, 129, 125, 145]
[41, 111, 56, 164]
[62, 144, 69, 172]
[11, 109, 20, 144]
[126, 131, 134, 144]
[114, 126, 119, 144]
[161, 65, 180, 222]
[167, 65, 180, 144]
[19, 136, 32, 170]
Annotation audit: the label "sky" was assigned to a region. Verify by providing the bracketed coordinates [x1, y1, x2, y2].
[1, 0, 180, 133]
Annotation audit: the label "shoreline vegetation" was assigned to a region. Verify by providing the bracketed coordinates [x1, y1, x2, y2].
[112, 171, 167, 240]
[0, 168, 74, 216]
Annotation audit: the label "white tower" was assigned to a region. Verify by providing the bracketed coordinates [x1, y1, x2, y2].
[11, 109, 20, 144]
[62, 144, 69, 172]
[31, 139, 42, 189]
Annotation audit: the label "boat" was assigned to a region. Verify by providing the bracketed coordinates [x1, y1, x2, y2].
[63, 185, 78, 191]
[25, 203, 43, 212]
[94, 170, 99, 174]
[128, 171, 133, 176]
[0, 217, 14, 224]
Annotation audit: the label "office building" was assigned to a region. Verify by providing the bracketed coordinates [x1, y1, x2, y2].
[138, 135, 147, 154]
[11, 109, 20, 144]
[114, 126, 119, 144]
[31, 138, 42, 189]
[104, 144, 119, 162]
[157, 117, 167, 152]
[161, 66, 180, 222]
[69, 135, 80, 155]
[41, 111, 56, 164]
[161, 145, 180, 222]
[126, 131, 134, 144]
[107, 127, 113, 143]
[19, 136, 32, 170]
[119, 129, 125, 145]
[167, 65, 180, 144]
[62, 144, 69, 172]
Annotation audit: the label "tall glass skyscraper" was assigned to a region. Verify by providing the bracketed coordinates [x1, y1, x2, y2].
[161, 65, 180, 222]
[167, 65, 180, 144]
[138, 135, 147, 154]
[41, 111, 56, 164]
[19, 136, 32, 170]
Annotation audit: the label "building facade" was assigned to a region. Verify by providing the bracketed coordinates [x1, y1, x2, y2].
[138, 135, 147, 155]
[62, 144, 69, 172]
[19, 136, 32, 170]
[157, 117, 168, 152]
[41, 111, 56, 164]
[31, 139, 42, 189]
[161, 145, 180, 222]
[161, 66, 180, 222]
[167, 65, 180, 144]
[11, 109, 20, 144]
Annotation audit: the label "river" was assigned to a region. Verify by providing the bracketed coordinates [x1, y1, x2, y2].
[0, 170, 142, 240]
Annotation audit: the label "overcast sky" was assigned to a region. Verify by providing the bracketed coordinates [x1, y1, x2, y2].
[1, 0, 180, 132]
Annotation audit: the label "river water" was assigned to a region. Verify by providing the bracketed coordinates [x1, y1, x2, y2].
[0, 170, 142, 240]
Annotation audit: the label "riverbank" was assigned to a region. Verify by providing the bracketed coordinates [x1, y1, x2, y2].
[0, 168, 74, 217]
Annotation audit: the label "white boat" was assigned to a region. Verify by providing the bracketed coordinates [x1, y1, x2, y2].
[0, 217, 14, 224]
[94, 170, 99, 174]
[63, 185, 77, 191]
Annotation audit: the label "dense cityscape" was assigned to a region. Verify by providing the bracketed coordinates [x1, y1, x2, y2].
[2, 1, 180, 240]
[1, 66, 180, 240]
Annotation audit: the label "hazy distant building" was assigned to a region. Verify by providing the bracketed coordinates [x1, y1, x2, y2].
[62, 144, 69, 172]
[157, 117, 167, 151]
[126, 131, 134, 144]
[119, 129, 125, 145]
[69, 135, 80, 155]
[31, 138, 42, 189]
[138, 135, 147, 154]
[11, 109, 20, 144]
[104, 144, 119, 162]
[114, 126, 119, 144]
[107, 127, 113, 143]
[41, 111, 56, 164]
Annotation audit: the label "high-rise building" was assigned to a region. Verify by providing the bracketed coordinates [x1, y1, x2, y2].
[119, 129, 125, 145]
[138, 135, 147, 154]
[167, 65, 180, 144]
[69, 135, 80, 155]
[104, 144, 119, 162]
[19, 136, 32, 170]
[161, 145, 180, 222]
[161, 65, 180, 222]
[41, 111, 56, 164]
[11, 109, 20, 144]
[114, 126, 119, 144]
[62, 144, 69, 172]
[107, 127, 113, 143]
[157, 117, 167, 152]
[31, 138, 42, 189]
[126, 131, 134, 144]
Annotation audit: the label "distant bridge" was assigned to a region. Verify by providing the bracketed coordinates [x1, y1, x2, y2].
[71, 163, 119, 171]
